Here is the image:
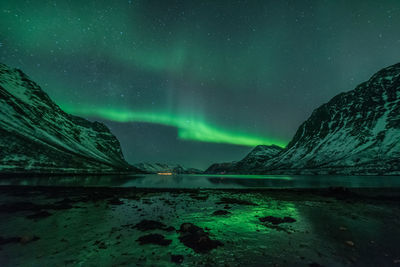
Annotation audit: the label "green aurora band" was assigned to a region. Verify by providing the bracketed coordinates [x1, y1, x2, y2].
[61, 105, 287, 148]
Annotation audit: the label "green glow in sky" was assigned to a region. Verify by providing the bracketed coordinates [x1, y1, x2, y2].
[62, 105, 287, 147]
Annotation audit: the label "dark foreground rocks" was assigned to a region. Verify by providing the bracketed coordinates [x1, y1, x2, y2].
[212, 210, 231, 216]
[178, 223, 223, 253]
[107, 197, 124, 205]
[0, 235, 39, 249]
[171, 254, 184, 264]
[136, 234, 172, 246]
[216, 197, 256, 206]
[26, 211, 52, 220]
[134, 219, 175, 232]
[1, 186, 400, 266]
[0, 201, 72, 213]
[259, 216, 296, 225]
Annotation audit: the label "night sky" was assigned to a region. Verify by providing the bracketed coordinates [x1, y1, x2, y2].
[1, 1, 400, 169]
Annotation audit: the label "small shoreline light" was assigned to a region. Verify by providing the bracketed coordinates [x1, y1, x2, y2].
[157, 172, 173, 176]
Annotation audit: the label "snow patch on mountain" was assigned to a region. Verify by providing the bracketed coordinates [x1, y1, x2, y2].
[263, 63, 400, 174]
[205, 145, 282, 174]
[205, 63, 400, 175]
[133, 162, 203, 174]
[0, 63, 137, 174]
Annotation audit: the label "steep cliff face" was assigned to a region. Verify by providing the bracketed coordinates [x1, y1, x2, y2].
[0, 63, 136, 173]
[205, 63, 400, 175]
[263, 63, 400, 174]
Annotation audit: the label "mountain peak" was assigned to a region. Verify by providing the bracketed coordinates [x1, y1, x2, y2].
[266, 62, 400, 174]
[0, 62, 137, 174]
[206, 62, 400, 175]
[133, 162, 203, 174]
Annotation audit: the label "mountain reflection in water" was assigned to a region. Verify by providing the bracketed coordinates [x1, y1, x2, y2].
[1, 174, 400, 189]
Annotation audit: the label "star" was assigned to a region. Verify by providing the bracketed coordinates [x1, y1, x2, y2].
[0, 0, 398, 168]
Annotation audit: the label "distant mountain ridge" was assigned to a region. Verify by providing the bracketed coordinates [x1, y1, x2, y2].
[1, 62, 399, 175]
[0, 63, 139, 174]
[205, 145, 282, 174]
[133, 162, 203, 174]
[206, 63, 400, 175]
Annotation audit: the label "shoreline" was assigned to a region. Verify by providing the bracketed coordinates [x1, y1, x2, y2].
[1, 185, 399, 266]
[2, 184, 400, 195]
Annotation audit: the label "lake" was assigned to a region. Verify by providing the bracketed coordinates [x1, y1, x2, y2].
[1, 174, 400, 188]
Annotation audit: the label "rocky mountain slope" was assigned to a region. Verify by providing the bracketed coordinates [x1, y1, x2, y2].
[205, 145, 282, 174]
[207, 63, 400, 175]
[266, 63, 400, 175]
[134, 162, 203, 174]
[0, 63, 138, 174]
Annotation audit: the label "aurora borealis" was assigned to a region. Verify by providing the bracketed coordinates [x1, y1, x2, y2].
[1, 0, 400, 168]
[62, 105, 286, 147]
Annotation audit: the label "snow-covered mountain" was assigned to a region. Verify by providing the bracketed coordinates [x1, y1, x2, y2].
[206, 63, 400, 175]
[205, 145, 282, 174]
[264, 63, 400, 175]
[0, 63, 138, 174]
[133, 162, 203, 174]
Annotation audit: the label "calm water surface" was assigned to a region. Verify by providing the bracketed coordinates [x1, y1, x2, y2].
[0, 174, 400, 188]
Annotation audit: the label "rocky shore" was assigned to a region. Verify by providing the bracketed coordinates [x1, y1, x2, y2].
[0, 186, 399, 266]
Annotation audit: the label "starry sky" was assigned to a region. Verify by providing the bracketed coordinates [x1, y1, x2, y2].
[1, 0, 400, 169]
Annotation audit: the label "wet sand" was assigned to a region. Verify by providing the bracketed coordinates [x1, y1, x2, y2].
[0, 186, 399, 266]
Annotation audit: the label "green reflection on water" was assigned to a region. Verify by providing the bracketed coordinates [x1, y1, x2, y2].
[191, 174, 293, 180]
